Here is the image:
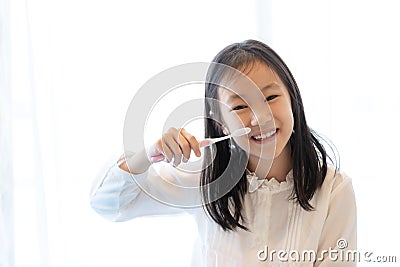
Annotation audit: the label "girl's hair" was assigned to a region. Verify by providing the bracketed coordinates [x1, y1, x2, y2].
[200, 39, 338, 232]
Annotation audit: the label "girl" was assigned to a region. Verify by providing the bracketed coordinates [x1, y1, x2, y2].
[90, 40, 357, 266]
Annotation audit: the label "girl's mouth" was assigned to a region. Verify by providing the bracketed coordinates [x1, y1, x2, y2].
[250, 129, 278, 143]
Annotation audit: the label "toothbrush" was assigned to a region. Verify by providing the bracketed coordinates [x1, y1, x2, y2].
[197, 127, 251, 148]
[150, 127, 251, 163]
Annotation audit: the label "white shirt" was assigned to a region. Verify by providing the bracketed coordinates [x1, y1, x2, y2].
[90, 161, 357, 266]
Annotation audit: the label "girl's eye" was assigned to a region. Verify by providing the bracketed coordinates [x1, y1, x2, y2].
[265, 95, 278, 102]
[232, 105, 247, 111]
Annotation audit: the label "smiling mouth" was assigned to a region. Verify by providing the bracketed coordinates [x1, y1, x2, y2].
[251, 129, 277, 141]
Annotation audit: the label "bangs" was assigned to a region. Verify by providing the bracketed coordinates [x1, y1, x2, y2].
[221, 49, 262, 77]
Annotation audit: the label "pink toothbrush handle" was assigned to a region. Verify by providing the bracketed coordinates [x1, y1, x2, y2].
[150, 154, 165, 163]
[199, 139, 211, 147]
[150, 139, 211, 163]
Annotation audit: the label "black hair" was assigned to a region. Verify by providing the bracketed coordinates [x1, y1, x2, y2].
[200, 39, 338, 232]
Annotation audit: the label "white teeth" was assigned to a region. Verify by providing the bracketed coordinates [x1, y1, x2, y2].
[253, 129, 276, 140]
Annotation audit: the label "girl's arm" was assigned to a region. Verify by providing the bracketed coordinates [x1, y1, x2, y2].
[90, 154, 202, 222]
[315, 173, 357, 266]
[90, 127, 202, 222]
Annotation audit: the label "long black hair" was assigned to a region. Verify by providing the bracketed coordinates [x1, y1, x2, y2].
[200, 39, 338, 232]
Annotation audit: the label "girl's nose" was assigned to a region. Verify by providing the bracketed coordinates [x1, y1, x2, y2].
[250, 106, 273, 126]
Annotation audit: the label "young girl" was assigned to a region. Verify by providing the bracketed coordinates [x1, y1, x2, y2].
[90, 40, 357, 266]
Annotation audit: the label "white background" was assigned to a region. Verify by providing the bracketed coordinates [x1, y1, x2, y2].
[4, 0, 400, 266]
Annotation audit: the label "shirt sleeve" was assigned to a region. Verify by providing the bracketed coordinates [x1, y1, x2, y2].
[89, 160, 202, 222]
[315, 174, 357, 266]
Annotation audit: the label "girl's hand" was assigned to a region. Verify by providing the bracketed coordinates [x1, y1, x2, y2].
[147, 128, 201, 167]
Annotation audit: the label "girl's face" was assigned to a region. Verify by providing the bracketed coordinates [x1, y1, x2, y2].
[217, 61, 294, 168]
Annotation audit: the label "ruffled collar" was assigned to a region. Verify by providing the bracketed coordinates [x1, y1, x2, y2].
[246, 169, 294, 193]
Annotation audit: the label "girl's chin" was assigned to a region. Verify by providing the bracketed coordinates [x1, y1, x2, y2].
[248, 140, 277, 158]
[247, 142, 286, 161]
[247, 149, 276, 161]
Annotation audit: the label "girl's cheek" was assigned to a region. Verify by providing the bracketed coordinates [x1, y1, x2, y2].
[237, 112, 252, 125]
[221, 112, 247, 134]
[285, 108, 295, 129]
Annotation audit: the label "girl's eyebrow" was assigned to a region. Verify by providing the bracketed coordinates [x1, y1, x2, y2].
[226, 82, 280, 102]
[261, 82, 280, 91]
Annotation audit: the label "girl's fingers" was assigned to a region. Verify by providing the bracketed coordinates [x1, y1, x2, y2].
[152, 127, 200, 167]
[163, 133, 183, 166]
[175, 129, 192, 162]
[157, 138, 173, 163]
[180, 128, 201, 157]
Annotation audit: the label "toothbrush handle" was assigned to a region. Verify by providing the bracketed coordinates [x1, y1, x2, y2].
[150, 154, 166, 163]
[150, 139, 212, 163]
[199, 139, 211, 147]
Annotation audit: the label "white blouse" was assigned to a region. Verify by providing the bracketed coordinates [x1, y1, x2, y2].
[90, 160, 357, 267]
